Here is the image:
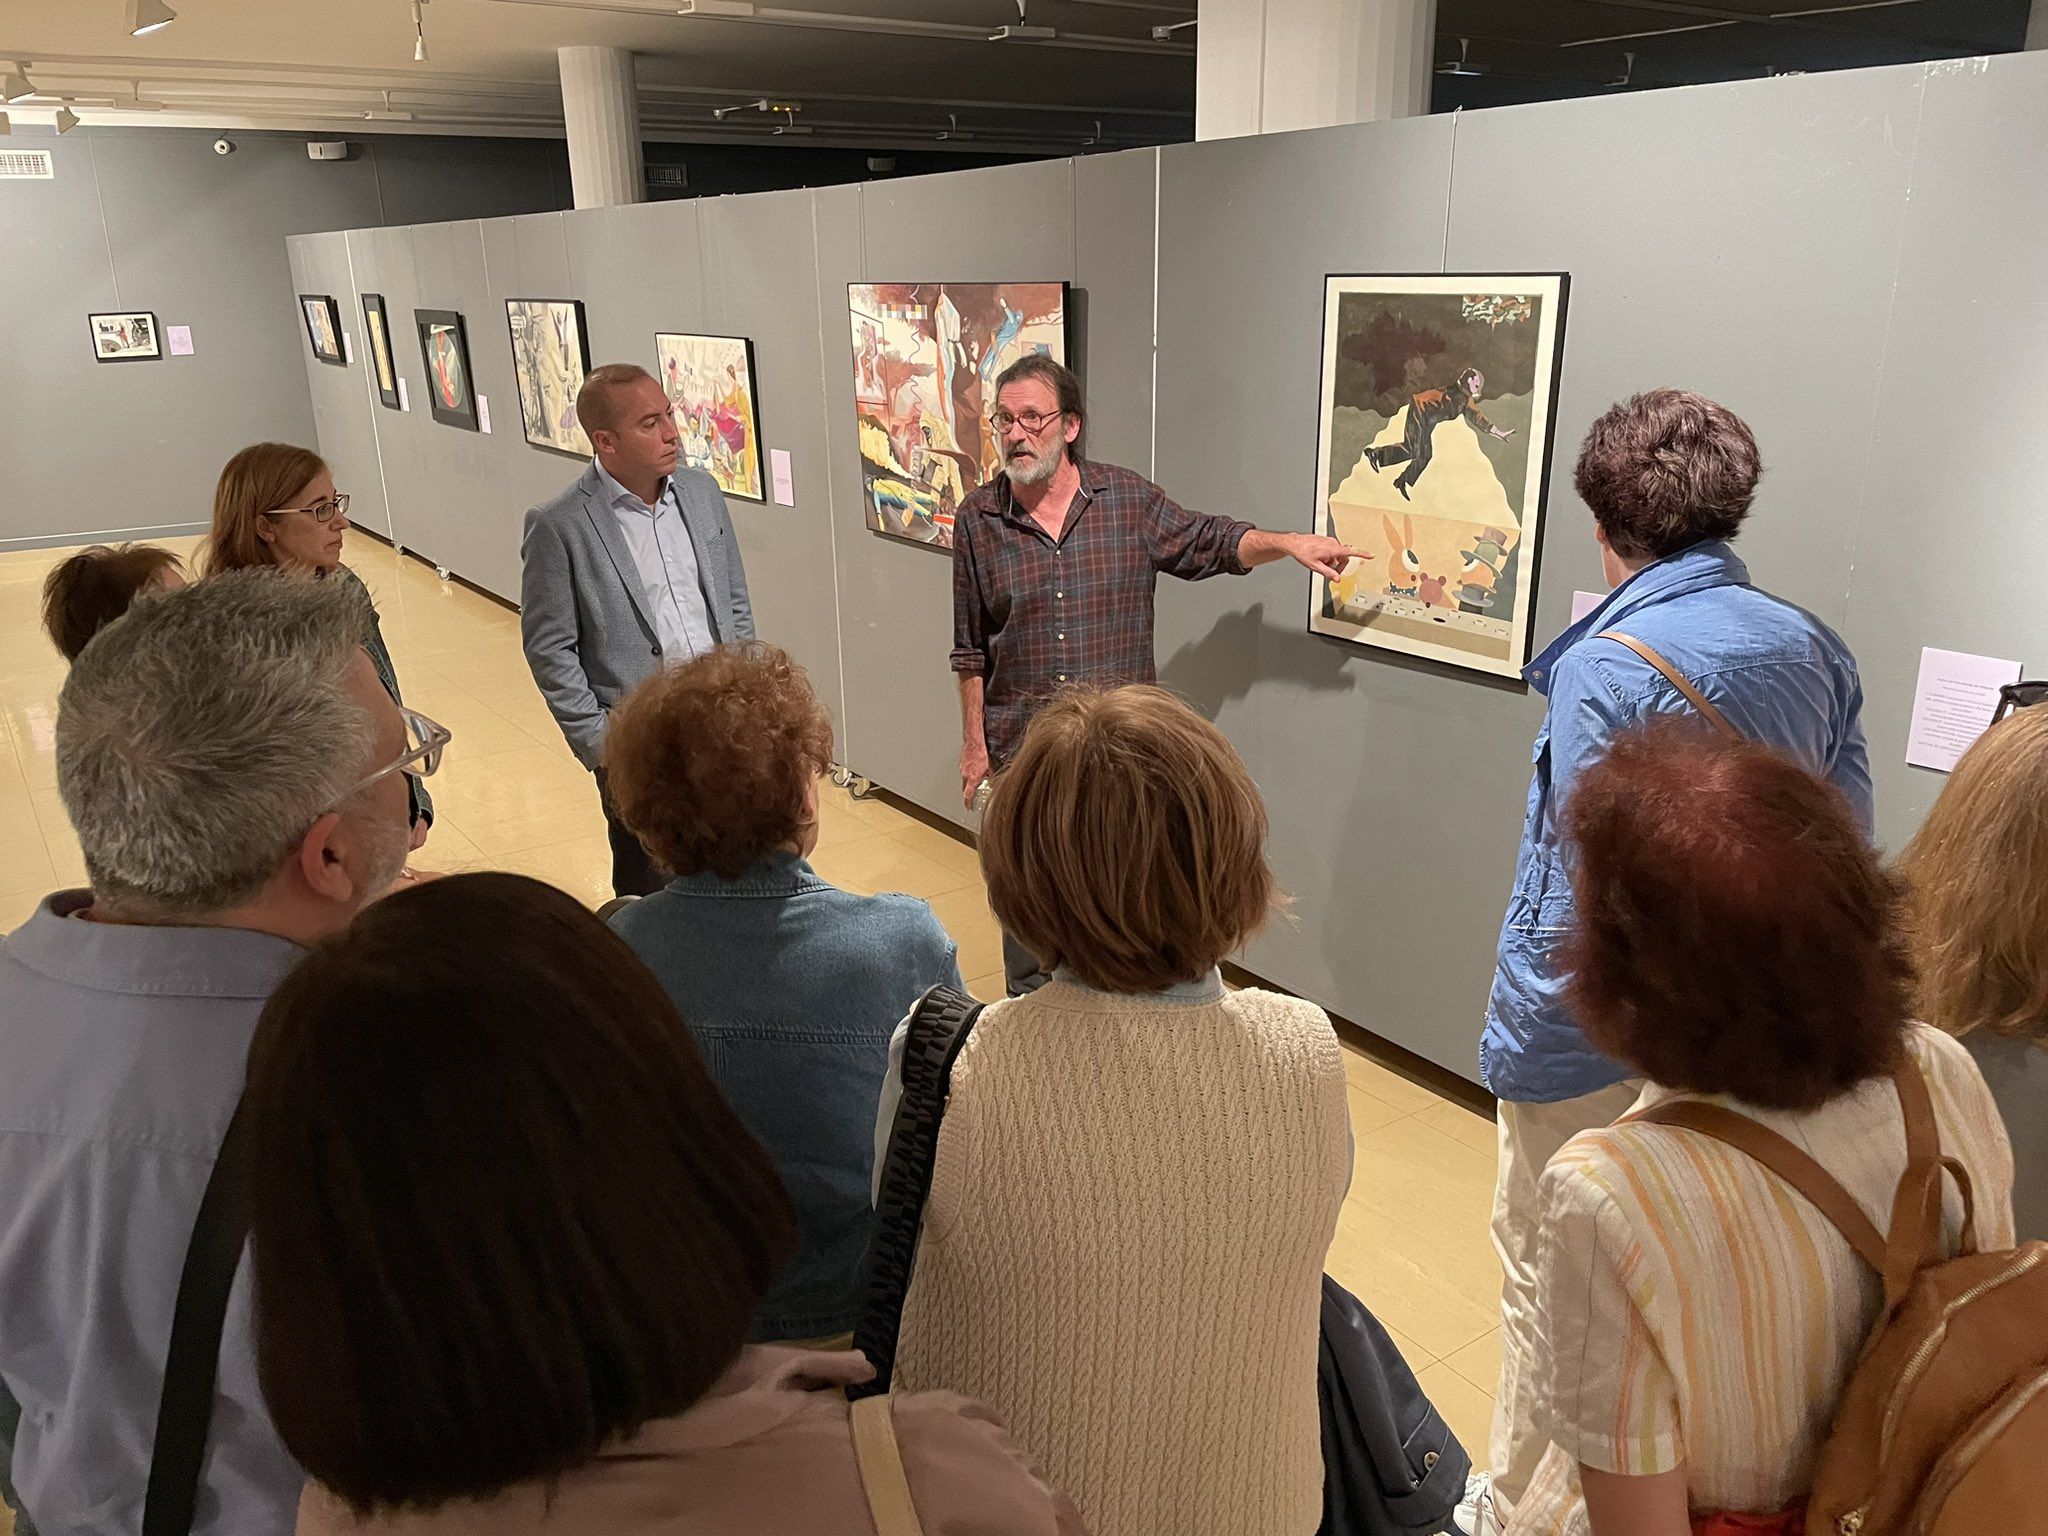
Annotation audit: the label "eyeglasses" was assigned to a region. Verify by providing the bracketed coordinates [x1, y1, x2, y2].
[265, 493, 351, 524]
[987, 408, 1062, 435]
[1993, 680, 2048, 723]
[339, 707, 451, 802]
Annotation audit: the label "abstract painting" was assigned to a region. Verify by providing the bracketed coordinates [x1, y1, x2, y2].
[89, 311, 160, 362]
[505, 298, 592, 456]
[1308, 274, 1569, 679]
[414, 308, 478, 432]
[300, 294, 345, 366]
[361, 293, 400, 409]
[847, 281, 1067, 549]
[656, 332, 764, 501]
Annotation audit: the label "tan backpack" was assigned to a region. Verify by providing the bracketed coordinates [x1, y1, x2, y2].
[1637, 1056, 2048, 1535]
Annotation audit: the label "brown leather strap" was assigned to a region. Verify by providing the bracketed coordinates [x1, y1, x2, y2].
[850, 1394, 926, 1536]
[1597, 631, 1740, 739]
[1633, 1099, 1889, 1272]
[1883, 1057, 1962, 1297]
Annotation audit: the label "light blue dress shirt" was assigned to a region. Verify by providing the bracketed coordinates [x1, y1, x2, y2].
[0, 893, 305, 1536]
[594, 459, 716, 664]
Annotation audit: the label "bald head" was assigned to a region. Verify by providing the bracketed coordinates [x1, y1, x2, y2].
[576, 364, 659, 439]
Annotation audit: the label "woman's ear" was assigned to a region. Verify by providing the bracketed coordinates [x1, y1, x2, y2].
[255, 515, 277, 547]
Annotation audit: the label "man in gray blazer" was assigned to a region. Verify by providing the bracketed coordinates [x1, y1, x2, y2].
[521, 362, 754, 896]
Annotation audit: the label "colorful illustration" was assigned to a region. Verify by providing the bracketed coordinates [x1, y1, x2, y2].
[846, 281, 1067, 550]
[505, 298, 592, 456]
[362, 293, 400, 409]
[655, 333, 764, 501]
[88, 311, 160, 362]
[1309, 273, 1569, 679]
[413, 308, 478, 431]
[299, 295, 344, 366]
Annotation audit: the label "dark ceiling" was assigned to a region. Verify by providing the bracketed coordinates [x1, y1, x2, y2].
[1427, 0, 2032, 111]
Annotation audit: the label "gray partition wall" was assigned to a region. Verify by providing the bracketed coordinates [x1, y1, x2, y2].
[288, 50, 2048, 1084]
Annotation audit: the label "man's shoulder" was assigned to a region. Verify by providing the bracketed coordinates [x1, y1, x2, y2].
[1079, 458, 1153, 494]
[529, 464, 601, 525]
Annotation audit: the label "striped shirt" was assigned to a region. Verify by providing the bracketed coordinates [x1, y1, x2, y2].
[1515, 1024, 2015, 1532]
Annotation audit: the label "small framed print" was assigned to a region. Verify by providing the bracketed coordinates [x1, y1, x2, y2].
[415, 308, 479, 431]
[361, 293, 401, 409]
[89, 311, 162, 362]
[300, 294, 345, 366]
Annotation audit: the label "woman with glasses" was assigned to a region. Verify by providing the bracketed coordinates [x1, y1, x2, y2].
[1898, 700, 2048, 1240]
[203, 442, 434, 847]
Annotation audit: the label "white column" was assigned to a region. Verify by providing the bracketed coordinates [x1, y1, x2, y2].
[1197, 0, 1436, 141]
[558, 45, 644, 209]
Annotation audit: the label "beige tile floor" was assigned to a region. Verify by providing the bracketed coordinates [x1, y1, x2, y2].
[0, 531, 1505, 1477]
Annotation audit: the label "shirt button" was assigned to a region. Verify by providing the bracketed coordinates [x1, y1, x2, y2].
[1058, 633, 1065, 641]
[651, 644, 662, 656]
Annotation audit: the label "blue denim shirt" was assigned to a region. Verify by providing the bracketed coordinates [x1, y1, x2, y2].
[1481, 541, 1873, 1104]
[610, 854, 962, 1340]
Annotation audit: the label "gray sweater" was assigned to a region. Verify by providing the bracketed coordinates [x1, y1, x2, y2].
[1966, 1029, 2048, 1242]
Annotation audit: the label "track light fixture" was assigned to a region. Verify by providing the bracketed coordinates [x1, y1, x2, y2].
[126, 0, 179, 36]
[989, 0, 1053, 42]
[55, 103, 80, 133]
[1, 65, 34, 104]
[412, 0, 430, 62]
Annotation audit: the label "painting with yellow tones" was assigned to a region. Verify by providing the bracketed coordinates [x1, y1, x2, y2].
[505, 298, 593, 457]
[847, 281, 1067, 550]
[1308, 273, 1569, 679]
[655, 332, 765, 501]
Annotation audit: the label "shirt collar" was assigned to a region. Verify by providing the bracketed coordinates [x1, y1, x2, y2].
[655, 851, 827, 899]
[1524, 539, 1752, 694]
[593, 457, 668, 515]
[986, 453, 1108, 533]
[1050, 964, 1228, 1004]
[4, 890, 307, 1000]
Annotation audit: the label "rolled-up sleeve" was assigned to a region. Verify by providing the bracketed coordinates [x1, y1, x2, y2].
[1146, 483, 1252, 580]
[950, 513, 988, 676]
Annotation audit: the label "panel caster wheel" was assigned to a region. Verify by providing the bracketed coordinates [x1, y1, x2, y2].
[847, 775, 874, 800]
[435, 565, 451, 582]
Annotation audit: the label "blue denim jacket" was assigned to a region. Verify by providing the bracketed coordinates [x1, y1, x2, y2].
[1481, 541, 1873, 1104]
[610, 854, 962, 1339]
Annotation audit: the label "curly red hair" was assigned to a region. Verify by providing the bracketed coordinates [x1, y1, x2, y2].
[1562, 717, 1908, 1110]
[604, 644, 833, 880]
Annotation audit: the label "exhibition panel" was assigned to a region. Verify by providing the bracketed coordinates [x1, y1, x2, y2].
[343, 223, 429, 545]
[289, 232, 392, 541]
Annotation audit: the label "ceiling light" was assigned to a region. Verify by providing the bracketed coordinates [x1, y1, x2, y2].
[412, 0, 430, 62]
[126, 0, 178, 35]
[1150, 19, 1195, 40]
[55, 104, 80, 133]
[990, 0, 1052, 42]
[1, 67, 33, 103]
[1436, 37, 1486, 77]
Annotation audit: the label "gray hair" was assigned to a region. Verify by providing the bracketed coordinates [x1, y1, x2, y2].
[56, 568, 376, 918]
[576, 362, 659, 439]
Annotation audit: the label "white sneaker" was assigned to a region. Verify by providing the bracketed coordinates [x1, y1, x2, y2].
[1451, 1470, 1499, 1536]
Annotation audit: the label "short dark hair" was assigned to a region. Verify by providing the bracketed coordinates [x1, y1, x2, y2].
[246, 873, 796, 1514]
[1574, 389, 1761, 561]
[575, 362, 659, 439]
[606, 643, 833, 878]
[1562, 718, 1909, 1111]
[41, 543, 181, 660]
[992, 353, 1085, 445]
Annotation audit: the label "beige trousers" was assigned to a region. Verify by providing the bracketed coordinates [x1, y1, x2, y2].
[1486, 1078, 1645, 1516]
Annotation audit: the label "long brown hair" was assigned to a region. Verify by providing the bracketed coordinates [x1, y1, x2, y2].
[204, 442, 327, 573]
[1898, 707, 2048, 1045]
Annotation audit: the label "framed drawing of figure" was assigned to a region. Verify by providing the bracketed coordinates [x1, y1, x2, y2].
[88, 311, 161, 362]
[300, 294, 345, 367]
[415, 308, 479, 432]
[654, 332, 764, 501]
[505, 298, 593, 456]
[1307, 273, 1569, 680]
[361, 293, 401, 409]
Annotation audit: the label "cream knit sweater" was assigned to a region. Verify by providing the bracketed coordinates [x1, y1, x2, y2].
[892, 977, 1351, 1536]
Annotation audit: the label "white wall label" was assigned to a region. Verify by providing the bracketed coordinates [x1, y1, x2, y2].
[342, 330, 353, 364]
[397, 377, 411, 411]
[770, 448, 794, 506]
[1570, 589, 1605, 625]
[477, 394, 492, 433]
[166, 325, 194, 356]
[1906, 647, 2022, 772]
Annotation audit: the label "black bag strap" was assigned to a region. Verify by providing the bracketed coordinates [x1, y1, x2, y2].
[850, 985, 983, 1400]
[144, 1098, 253, 1536]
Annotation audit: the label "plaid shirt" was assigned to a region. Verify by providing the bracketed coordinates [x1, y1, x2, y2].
[950, 457, 1251, 768]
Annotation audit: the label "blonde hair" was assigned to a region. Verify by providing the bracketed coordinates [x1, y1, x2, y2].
[979, 685, 1278, 994]
[1897, 706, 2048, 1043]
[204, 442, 328, 574]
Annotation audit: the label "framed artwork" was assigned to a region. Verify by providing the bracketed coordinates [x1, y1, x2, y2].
[655, 332, 764, 501]
[505, 298, 592, 456]
[361, 293, 401, 409]
[1307, 273, 1569, 680]
[847, 281, 1067, 550]
[299, 294, 345, 367]
[88, 311, 160, 362]
[415, 308, 479, 431]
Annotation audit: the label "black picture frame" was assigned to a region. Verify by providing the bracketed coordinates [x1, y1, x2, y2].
[87, 311, 162, 363]
[414, 308, 479, 432]
[361, 293, 402, 409]
[503, 298, 594, 456]
[299, 293, 346, 367]
[653, 331, 768, 502]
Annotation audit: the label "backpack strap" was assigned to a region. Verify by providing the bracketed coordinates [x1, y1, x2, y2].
[1883, 1056, 1980, 1292]
[850, 984, 983, 1400]
[1596, 631, 1741, 740]
[849, 1395, 927, 1536]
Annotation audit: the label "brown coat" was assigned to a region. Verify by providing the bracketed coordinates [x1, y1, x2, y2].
[296, 1347, 1086, 1536]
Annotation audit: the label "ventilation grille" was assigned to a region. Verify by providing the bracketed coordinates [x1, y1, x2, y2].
[0, 149, 54, 179]
[645, 163, 687, 189]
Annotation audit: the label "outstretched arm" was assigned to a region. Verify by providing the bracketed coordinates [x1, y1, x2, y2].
[1239, 527, 1372, 581]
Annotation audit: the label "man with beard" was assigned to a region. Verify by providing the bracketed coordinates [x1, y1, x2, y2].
[951, 355, 1366, 994]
